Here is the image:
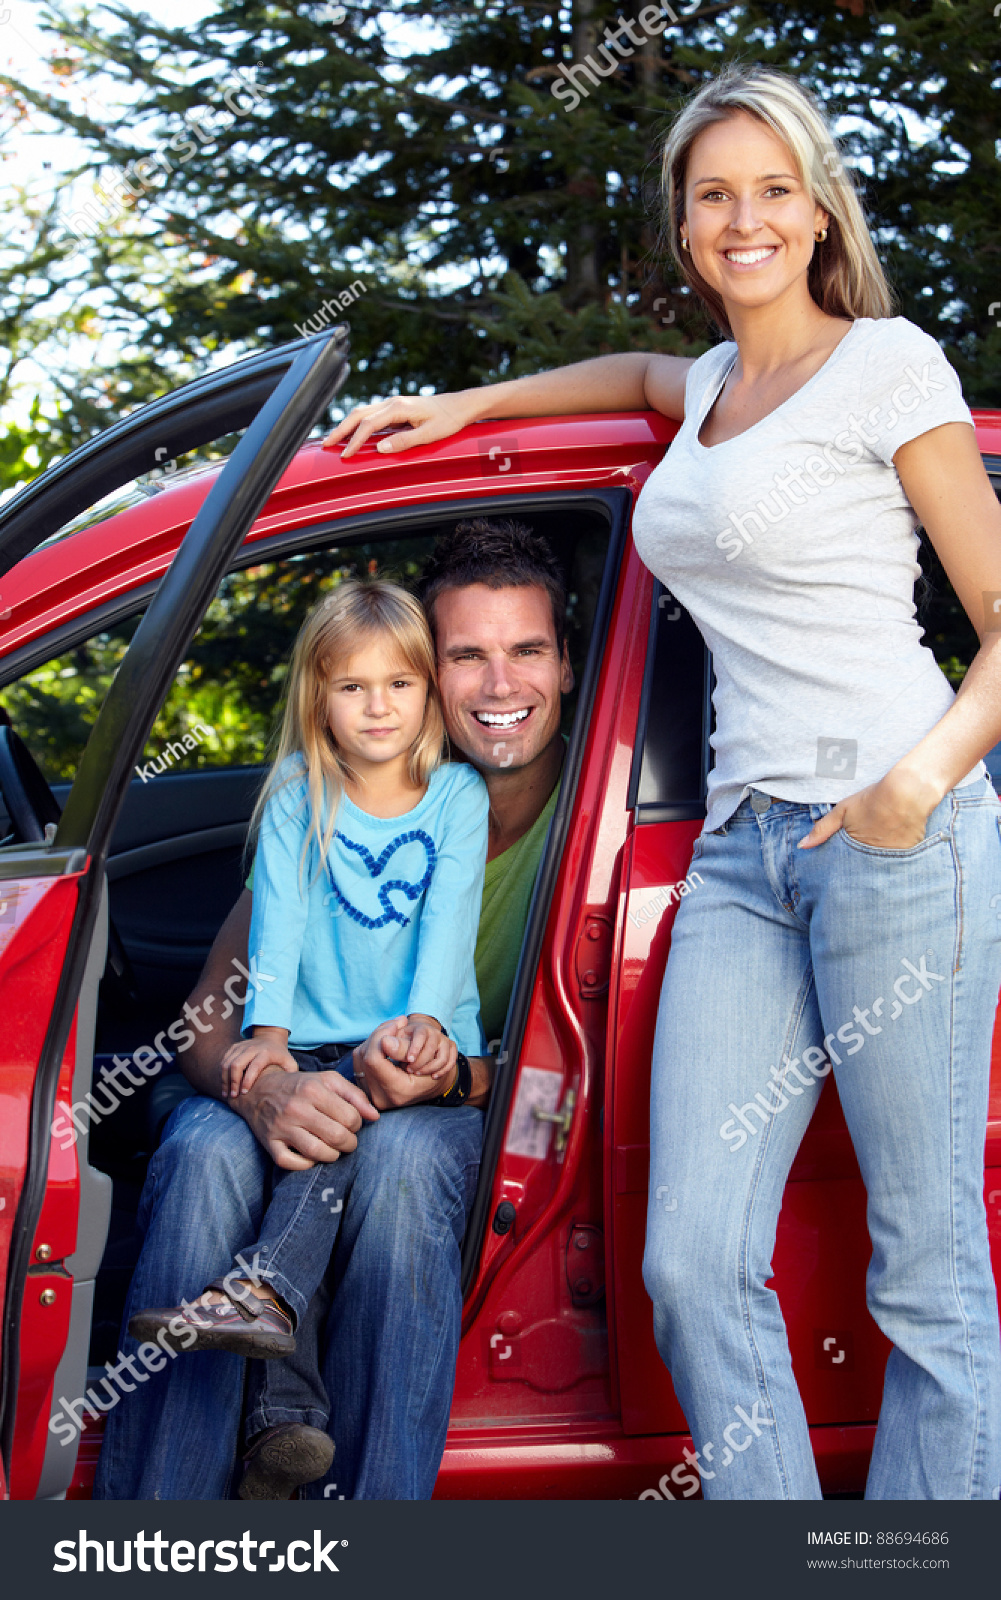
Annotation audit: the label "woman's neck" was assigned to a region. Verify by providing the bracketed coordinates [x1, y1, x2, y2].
[725, 289, 849, 382]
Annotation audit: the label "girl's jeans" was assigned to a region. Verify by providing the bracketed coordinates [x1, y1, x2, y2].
[237, 1042, 359, 1432]
[643, 776, 1001, 1500]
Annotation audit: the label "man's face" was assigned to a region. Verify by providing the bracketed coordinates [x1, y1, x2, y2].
[434, 583, 572, 773]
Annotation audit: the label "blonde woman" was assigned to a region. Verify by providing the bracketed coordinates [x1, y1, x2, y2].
[327, 64, 1001, 1499]
[130, 580, 488, 1492]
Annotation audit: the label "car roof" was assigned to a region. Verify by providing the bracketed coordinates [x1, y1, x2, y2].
[2, 408, 1000, 668]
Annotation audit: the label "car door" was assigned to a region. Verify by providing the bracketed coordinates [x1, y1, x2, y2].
[0, 329, 349, 1499]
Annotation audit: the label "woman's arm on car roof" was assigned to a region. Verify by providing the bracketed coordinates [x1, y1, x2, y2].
[325, 351, 693, 458]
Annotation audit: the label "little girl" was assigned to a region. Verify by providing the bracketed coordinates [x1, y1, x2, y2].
[130, 579, 488, 1468]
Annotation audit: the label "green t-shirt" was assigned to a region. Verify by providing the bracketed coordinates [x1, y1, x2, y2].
[245, 776, 560, 1053]
[474, 780, 560, 1051]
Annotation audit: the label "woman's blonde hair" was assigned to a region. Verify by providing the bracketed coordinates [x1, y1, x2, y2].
[660, 63, 896, 338]
[249, 578, 446, 879]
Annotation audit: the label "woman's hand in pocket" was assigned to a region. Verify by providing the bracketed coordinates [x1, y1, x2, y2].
[798, 769, 943, 851]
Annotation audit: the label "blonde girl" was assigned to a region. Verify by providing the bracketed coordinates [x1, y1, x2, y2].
[131, 580, 488, 1485]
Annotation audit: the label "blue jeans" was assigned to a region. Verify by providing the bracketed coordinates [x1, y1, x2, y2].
[93, 1095, 483, 1500]
[643, 777, 1001, 1500]
[236, 1044, 357, 1354]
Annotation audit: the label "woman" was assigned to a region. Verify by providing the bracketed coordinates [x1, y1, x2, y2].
[325, 64, 1001, 1500]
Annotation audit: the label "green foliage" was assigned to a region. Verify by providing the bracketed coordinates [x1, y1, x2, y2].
[0, 0, 996, 715]
[0, 537, 433, 783]
[2, 2, 997, 426]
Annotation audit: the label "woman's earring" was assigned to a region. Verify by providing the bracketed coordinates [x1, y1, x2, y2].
[681, 236, 690, 251]
[814, 227, 828, 242]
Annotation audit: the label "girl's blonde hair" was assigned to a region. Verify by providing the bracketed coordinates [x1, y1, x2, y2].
[660, 63, 896, 339]
[249, 578, 446, 878]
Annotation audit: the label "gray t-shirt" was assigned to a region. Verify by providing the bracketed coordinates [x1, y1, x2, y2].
[632, 316, 982, 831]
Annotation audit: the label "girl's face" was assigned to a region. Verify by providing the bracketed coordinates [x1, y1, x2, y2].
[324, 637, 429, 775]
[682, 111, 829, 321]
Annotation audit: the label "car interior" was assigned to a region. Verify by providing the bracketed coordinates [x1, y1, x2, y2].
[0, 492, 623, 1483]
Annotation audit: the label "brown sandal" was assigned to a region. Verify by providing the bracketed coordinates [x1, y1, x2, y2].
[129, 1277, 296, 1359]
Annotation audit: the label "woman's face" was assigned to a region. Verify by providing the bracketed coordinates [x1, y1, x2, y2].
[681, 111, 829, 321]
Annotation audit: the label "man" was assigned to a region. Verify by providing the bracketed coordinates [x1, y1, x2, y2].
[94, 518, 573, 1500]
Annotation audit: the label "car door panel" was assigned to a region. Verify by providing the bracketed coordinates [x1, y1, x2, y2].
[12, 886, 110, 1500]
[104, 769, 263, 1017]
[0, 869, 88, 1496]
[0, 330, 350, 1496]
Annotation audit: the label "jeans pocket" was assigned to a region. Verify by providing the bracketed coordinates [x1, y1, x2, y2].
[837, 823, 948, 860]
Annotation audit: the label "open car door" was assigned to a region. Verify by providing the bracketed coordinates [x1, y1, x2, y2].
[0, 329, 349, 1499]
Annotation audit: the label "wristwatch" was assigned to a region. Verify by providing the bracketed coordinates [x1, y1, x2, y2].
[432, 1050, 472, 1108]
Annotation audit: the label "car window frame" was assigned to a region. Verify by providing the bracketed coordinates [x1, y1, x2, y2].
[2, 485, 631, 1306]
[458, 489, 631, 1293]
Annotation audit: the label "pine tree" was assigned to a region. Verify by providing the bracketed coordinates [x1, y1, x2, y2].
[2, 0, 998, 418]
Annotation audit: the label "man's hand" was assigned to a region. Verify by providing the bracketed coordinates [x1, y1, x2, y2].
[222, 1026, 298, 1099]
[352, 1017, 455, 1111]
[236, 1066, 379, 1171]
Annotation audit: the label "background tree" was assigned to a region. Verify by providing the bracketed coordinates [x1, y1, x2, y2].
[1, 0, 997, 676]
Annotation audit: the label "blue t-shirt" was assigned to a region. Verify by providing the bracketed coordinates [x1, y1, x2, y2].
[244, 759, 489, 1055]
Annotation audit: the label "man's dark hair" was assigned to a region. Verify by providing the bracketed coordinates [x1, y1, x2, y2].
[418, 518, 567, 652]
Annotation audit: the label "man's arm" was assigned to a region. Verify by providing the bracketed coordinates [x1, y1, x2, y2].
[177, 889, 376, 1168]
[468, 1055, 495, 1110]
[177, 890, 252, 1097]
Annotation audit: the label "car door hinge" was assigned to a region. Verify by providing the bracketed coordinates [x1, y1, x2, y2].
[566, 1224, 605, 1308]
[575, 912, 613, 999]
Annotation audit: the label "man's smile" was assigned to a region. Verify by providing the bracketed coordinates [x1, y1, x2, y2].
[470, 707, 530, 732]
[472, 708, 532, 728]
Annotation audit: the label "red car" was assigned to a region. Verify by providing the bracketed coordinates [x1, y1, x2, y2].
[1, 331, 999, 1501]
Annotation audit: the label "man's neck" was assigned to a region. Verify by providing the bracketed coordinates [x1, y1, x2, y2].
[483, 732, 565, 862]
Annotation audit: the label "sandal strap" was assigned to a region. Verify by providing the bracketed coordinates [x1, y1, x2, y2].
[204, 1276, 284, 1325]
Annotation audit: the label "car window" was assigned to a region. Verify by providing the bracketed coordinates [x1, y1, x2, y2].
[31, 438, 244, 553]
[1, 505, 611, 789]
[628, 582, 712, 823]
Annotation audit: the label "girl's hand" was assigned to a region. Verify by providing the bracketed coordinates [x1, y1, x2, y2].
[799, 769, 942, 851]
[402, 1015, 457, 1079]
[322, 391, 478, 460]
[221, 1029, 298, 1099]
[351, 1017, 456, 1109]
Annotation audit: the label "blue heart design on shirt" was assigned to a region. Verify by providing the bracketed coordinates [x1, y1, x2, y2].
[325, 829, 436, 929]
